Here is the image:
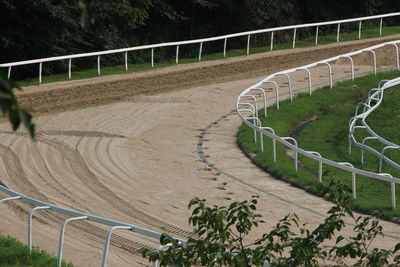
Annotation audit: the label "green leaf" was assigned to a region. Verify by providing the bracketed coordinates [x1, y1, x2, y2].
[8, 110, 20, 131]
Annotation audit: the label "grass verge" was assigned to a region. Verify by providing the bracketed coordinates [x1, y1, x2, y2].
[0, 235, 74, 267]
[15, 25, 400, 87]
[237, 70, 400, 222]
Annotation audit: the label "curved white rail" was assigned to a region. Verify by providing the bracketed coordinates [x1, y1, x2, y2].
[237, 40, 400, 209]
[349, 77, 400, 171]
[1, 12, 400, 83]
[0, 185, 185, 267]
[0, 13, 399, 266]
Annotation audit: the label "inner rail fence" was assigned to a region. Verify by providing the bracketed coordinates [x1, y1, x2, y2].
[1, 12, 400, 84]
[0, 185, 185, 267]
[349, 77, 400, 172]
[237, 40, 400, 210]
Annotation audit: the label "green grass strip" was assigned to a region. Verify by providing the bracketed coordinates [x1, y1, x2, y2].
[0, 235, 74, 267]
[237, 70, 400, 222]
[16, 25, 400, 87]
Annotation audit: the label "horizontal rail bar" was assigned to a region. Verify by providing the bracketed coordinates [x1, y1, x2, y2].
[0, 185, 185, 243]
[237, 40, 400, 191]
[1, 12, 399, 68]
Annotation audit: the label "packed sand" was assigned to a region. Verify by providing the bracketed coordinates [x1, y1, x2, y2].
[0, 35, 399, 266]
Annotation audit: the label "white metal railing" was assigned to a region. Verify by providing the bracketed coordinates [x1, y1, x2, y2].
[349, 77, 400, 171]
[0, 185, 186, 267]
[1, 12, 400, 84]
[237, 40, 400, 209]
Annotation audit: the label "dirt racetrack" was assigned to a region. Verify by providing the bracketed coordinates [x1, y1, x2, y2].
[0, 34, 399, 266]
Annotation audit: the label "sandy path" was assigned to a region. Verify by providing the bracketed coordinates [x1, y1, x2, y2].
[0, 35, 399, 266]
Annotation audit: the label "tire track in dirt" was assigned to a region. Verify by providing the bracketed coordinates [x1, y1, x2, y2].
[0, 142, 49, 201]
[0, 139, 155, 255]
[105, 138, 133, 180]
[4, 35, 399, 265]
[94, 137, 130, 184]
[76, 136, 130, 188]
[24, 137, 77, 201]
[38, 136, 193, 239]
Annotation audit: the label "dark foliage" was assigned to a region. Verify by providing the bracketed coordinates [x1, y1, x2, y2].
[0, 0, 398, 79]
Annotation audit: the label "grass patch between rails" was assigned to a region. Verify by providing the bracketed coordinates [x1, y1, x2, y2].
[0, 235, 74, 267]
[237, 70, 400, 222]
[15, 25, 400, 87]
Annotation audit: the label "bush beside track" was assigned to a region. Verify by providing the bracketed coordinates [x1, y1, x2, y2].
[237, 70, 400, 222]
[0, 235, 74, 267]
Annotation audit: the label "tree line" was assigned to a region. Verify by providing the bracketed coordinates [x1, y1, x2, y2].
[0, 0, 398, 79]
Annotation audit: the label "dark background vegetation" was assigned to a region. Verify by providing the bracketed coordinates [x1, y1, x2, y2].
[1, 0, 399, 79]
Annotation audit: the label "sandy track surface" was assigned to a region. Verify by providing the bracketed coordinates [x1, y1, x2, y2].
[17, 34, 400, 115]
[0, 35, 399, 266]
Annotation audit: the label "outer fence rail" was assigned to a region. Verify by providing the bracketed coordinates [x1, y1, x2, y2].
[1, 12, 400, 83]
[0, 186, 185, 267]
[237, 40, 400, 210]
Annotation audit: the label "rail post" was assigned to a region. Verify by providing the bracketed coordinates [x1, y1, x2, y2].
[28, 206, 50, 251]
[176, 45, 179, 64]
[97, 56, 101, 75]
[249, 88, 267, 118]
[223, 38, 227, 57]
[296, 68, 312, 95]
[339, 162, 356, 199]
[379, 18, 383, 36]
[247, 34, 251, 55]
[101, 226, 133, 267]
[241, 95, 259, 118]
[352, 172, 357, 199]
[97, 56, 102, 75]
[361, 137, 378, 164]
[7, 66, 11, 80]
[39, 62, 43, 84]
[315, 26, 319, 46]
[262, 81, 279, 109]
[337, 23, 341, 42]
[358, 21, 362, 39]
[57, 216, 88, 267]
[261, 127, 276, 161]
[124, 52, 128, 71]
[380, 173, 396, 209]
[339, 56, 354, 80]
[317, 62, 333, 89]
[270, 32, 274, 51]
[0, 196, 21, 203]
[364, 49, 377, 74]
[282, 137, 298, 171]
[292, 28, 297, 48]
[274, 73, 293, 101]
[237, 103, 255, 117]
[68, 58, 72, 79]
[199, 42, 203, 61]
[309, 151, 323, 182]
[151, 48, 154, 67]
[391, 182, 396, 209]
[245, 116, 261, 143]
[384, 43, 400, 70]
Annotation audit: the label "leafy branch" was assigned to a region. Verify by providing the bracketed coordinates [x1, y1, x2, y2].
[142, 181, 400, 266]
[0, 73, 35, 138]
